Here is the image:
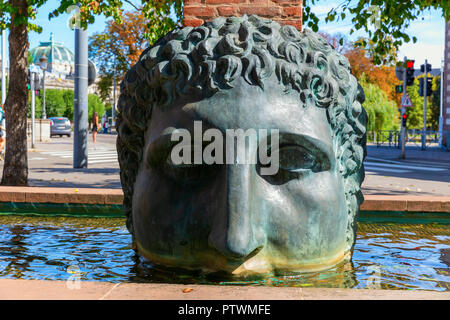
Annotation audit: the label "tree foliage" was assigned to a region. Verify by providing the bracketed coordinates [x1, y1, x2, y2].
[303, 0, 450, 65]
[406, 78, 425, 129]
[345, 46, 401, 106]
[50, 1, 182, 44]
[359, 74, 399, 132]
[88, 4, 182, 103]
[406, 75, 440, 130]
[322, 32, 442, 132]
[94, 75, 113, 104]
[62, 89, 74, 120]
[28, 89, 104, 122]
[89, 9, 150, 77]
[0, 0, 182, 185]
[88, 8, 151, 104]
[321, 32, 401, 132]
[430, 76, 441, 131]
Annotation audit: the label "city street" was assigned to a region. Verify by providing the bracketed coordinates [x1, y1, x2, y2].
[363, 145, 450, 196]
[2, 133, 121, 189]
[0, 135, 448, 196]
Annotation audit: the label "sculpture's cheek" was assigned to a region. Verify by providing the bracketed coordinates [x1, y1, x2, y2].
[237, 169, 348, 273]
[132, 167, 213, 261]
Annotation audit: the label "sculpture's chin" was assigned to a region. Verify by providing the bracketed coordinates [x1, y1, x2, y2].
[230, 248, 350, 276]
[136, 241, 349, 277]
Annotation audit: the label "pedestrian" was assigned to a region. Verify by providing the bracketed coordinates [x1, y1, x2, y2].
[0, 104, 5, 161]
[92, 111, 99, 149]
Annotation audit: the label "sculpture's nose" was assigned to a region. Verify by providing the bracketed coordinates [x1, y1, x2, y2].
[208, 164, 265, 260]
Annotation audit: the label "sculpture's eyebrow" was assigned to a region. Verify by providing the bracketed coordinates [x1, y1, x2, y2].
[147, 126, 208, 166]
[146, 131, 178, 168]
[148, 126, 191, 150]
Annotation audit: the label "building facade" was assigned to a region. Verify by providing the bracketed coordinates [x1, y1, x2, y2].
[29, 33, 75, 80]
[444, 22, 450, 145]
[28, 33, 99, 94]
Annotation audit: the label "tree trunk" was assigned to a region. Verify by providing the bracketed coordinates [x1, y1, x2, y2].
[1, 0, 29, 186]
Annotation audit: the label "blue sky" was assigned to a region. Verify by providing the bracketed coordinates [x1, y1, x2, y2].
[1, 0, 446, 69]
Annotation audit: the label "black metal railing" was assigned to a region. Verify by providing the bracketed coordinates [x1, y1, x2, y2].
[367, 130, 449, 149]
[367, 130, 399, 147]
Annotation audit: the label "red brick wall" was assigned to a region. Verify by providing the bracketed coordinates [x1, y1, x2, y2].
[183, 0, 303, 31]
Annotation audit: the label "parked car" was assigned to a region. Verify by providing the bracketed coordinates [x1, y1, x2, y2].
[50, 117, 71, 137]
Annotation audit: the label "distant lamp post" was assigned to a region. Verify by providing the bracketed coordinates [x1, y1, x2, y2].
[39, 54, 48, 119]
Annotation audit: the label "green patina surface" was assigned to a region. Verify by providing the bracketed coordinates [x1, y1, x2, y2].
[116, 15, 367, 274]
[358, 211, 450, 224]
[0, 202, 123, 218]
[0, 202, 448, 224]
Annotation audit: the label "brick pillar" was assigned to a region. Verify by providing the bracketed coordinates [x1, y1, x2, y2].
[443, 22, 450, 146]
[183, 0, 302, 31]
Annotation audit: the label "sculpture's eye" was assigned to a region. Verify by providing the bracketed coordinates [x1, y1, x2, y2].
[257, 143, 330, 185]
[147, 136, 219, 185]
[164, 160, 213, 183]
[162, 146, 218, 185]
[278, 145, 316, 172]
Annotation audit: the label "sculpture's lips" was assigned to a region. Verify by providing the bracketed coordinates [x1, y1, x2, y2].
[230, 249, 349, 275]
[135, 240, 348, 276]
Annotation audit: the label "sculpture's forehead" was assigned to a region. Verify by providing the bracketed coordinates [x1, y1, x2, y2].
[148, 80, 333, 146]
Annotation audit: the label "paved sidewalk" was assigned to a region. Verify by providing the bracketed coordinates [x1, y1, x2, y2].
[0, 279, 448, 300]
[0, 133, 121, 189]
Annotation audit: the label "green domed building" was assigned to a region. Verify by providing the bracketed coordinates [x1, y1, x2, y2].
[29, 33, 74, 79]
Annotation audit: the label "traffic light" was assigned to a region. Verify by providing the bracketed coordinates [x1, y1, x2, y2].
[418, 78, 424, 96]
[406, 60, 415, 86]
[33, 75, 40, 91]
[27, 71, 40, 91]
[395, 85, 403, 94]
[426, 77, 432, 96]
[402, 113, 407, 127]
[420, 63, 432, 73]
[418, 77, 433, 97]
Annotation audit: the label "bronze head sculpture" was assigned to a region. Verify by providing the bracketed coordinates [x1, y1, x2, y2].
[117, 15, 367, 276]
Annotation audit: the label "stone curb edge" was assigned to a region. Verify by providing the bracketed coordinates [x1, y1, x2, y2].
[0, 186, 449, 212]
[0, 279, 449, 300]
[0, 186, 123, 205]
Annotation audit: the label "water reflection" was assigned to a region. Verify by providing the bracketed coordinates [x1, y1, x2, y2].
[0, 225, 32, 278]
[440, 248, 450, 267]
[0, 217, 448, 291]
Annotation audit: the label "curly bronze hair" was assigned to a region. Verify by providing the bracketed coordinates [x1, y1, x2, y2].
[117, 15, 367, 255]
